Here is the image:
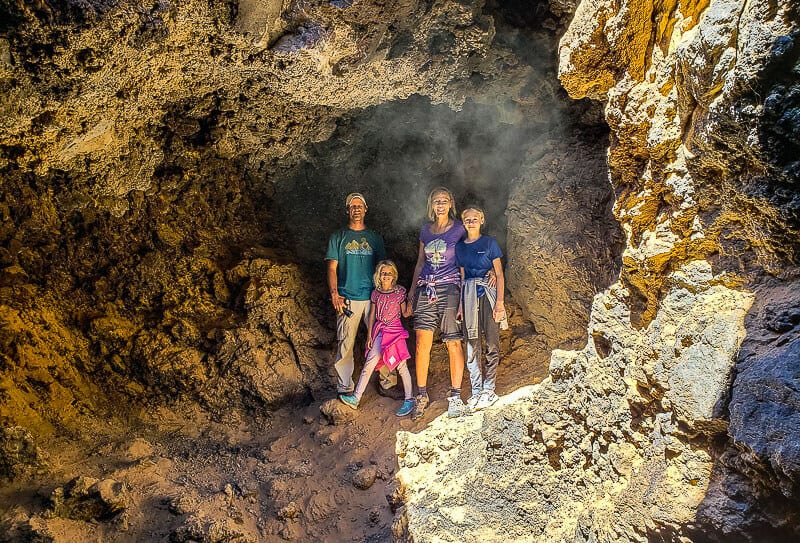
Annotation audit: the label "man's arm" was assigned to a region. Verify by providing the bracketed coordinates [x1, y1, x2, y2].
[375, 232, 387, 262]
[327, 259, 345, 313]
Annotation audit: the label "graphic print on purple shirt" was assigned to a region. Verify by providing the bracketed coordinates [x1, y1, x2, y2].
[419, 221, 466, 282]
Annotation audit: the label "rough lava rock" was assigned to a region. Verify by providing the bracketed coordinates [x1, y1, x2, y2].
[506, 131, 623, 350]
[50, 476, 129, 522]
[0, 426, 46, 480]
[397, 261, 754, 541]
[319, 398, 358, 425]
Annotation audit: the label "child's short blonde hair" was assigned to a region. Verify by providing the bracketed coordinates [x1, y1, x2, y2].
[426, 187, 458, 222]
[461, 206, 485, 224]
[373, 260, 399, 289]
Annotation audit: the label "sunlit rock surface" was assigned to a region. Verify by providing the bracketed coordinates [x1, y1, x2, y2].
[398, 262, 753, 541]
[398, 0, 799, 540]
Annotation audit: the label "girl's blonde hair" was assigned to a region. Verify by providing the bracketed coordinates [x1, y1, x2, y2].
[461, 206, 485, 225]
[426, 187, 458, 222]
[373, 260, 399, 289]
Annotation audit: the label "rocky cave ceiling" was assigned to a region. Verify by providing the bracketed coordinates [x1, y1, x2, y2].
[0, 0, 799, 541]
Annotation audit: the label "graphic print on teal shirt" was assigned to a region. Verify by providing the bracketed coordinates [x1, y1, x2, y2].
[345, 237, 374, 255]
[325, 228, 386, 301]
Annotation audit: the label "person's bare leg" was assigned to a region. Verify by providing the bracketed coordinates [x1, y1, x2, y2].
[446, 340, 464, 390]
[415, 329, 434, 388]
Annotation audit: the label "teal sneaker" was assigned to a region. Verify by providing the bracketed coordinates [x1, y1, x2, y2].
[339, 394, 359, 410]
[396, 399, 415, 417]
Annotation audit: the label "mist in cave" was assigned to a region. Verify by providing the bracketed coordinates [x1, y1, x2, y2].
[1, 0, 798, 541]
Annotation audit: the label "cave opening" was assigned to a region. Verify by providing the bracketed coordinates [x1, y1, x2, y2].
[0, 0, 635, 540]
[272, 94, 548, 280]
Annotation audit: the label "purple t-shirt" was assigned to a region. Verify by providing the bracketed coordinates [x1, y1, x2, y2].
[419, 220, 466, 283]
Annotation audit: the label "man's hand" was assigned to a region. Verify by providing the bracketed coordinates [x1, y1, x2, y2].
[367, 335, 374, 350]
[331, 292, 346, 314]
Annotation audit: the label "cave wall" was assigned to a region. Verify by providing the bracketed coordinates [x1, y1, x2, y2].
[1, 0, 795, 540]
[397, 0, 799, 541]
[506, 129, 623, 350]
[0, 0, 622, 460]
[0, 0, 530, 429]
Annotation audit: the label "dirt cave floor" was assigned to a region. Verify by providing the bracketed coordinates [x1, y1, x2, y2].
[0, 316, 550, 542]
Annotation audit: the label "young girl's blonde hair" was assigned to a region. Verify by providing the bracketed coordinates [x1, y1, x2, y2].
[426, 187, 458, 222]
[373, 260, 399, 289]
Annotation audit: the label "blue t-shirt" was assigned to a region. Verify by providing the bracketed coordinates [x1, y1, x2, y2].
[419, 221, 466, 283]
[455, 235, 503, 297]
[325, 227, 386, 301]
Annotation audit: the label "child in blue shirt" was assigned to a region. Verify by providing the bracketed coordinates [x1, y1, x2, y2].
[455, 206, 508, 411]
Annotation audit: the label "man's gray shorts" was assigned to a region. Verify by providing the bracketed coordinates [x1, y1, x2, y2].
[413, 283, 463, 342]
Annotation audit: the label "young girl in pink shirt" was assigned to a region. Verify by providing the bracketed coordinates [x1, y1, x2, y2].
[339, 260, 415, 416]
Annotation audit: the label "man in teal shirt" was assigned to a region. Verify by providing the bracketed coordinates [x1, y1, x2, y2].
[326, 193, 398, 396]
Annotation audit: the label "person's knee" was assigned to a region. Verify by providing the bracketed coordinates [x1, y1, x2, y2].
[416, 331, 433, 348]
[445, 340, 463, 355]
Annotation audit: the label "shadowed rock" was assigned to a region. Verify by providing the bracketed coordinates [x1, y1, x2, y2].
[319, 398, 357, 425]
[50, 476, 128, 521]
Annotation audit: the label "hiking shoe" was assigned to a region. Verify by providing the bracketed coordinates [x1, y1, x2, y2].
[339, 394, 359, 410]
[447, 395, 465, 418]
[410, 394, 429, 420]
[475, 390, 499, 410]
[466, 394, 481, 413]
[396, 399, 415, 417]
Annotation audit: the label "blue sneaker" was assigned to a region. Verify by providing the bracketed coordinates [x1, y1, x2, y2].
[339, 394, 359, 410]
[396, 399, 415, 417]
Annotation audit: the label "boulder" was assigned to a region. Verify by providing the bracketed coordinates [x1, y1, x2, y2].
[319, 399, 357, 425]
[50, 477, 128, 521]
[352, 466, 378, 490]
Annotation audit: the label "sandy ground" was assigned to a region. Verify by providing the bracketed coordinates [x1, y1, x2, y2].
[1, 311, 550, 542]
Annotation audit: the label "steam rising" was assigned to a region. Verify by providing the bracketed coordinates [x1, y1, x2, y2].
[273, 94, 550, 278]
[270, 1, 584, 281]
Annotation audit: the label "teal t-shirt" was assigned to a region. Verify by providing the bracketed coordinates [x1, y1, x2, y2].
[325, 227, 386, 301]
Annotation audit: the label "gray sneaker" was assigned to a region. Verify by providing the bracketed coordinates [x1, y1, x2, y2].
[466, 394, 481, 413]
[447, 395, 465, 418]
[475, 390, 499, 410]
[411, 394, 429, 421]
